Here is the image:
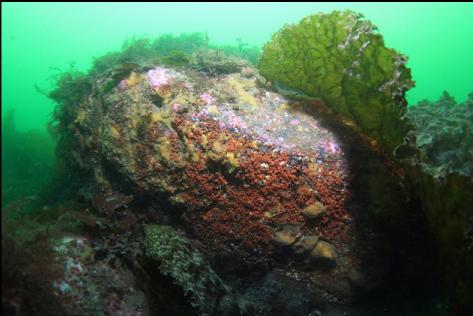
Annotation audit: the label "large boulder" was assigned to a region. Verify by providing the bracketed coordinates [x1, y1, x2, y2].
[48, 28, 442, 315]
[50, 57, 409, 311]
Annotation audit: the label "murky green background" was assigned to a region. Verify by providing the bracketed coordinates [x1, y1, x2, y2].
[2, 2, 473, 131]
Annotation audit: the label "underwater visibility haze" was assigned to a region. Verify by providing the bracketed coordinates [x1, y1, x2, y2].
[2, 2, 473, 316]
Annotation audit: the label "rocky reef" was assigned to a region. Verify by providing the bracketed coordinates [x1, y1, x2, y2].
[25, 11, 470, 316]
[46, 56, 435, 316]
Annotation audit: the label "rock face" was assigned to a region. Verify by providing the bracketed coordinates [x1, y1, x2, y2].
[53, 59, 388, 309]
[49, 26, 443, 315]
[60, 62, 353, 263]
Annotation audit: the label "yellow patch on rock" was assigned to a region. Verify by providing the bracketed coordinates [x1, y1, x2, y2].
[279, 103, 289, 110]
[109, 123, 121, 139]
[225, 152, 239, 169]
[274, 231, 297, 247]
[208, 141, 226, 161]
[226, 78, 258, 107]
[292, 236, 319, 254]
[75, 110, 88, 125]
[151, 110, 172, 127]
[207, 105, 220, 115]
[302, 201, 327, 219]
[310, 240, 336, 262]
[156, 137, 171, 162]
[308, 162, 319, 173]
[125, 71, 140, 88]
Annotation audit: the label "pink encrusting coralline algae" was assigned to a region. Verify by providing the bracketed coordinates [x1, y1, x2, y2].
[200, 91, 215, 105]
[147, 67, 169, 88]
[172, 103, 181, 112]
[118, 79, 128, 91]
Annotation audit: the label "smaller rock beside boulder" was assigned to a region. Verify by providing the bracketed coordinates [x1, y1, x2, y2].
[302, 201, 327, 220]
[310, 240, 336, 265]
[274, 226, 300, 247]
[293, 236, 319, 255]
[274, 228, 337, 268]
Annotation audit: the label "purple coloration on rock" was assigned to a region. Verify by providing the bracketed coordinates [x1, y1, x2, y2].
[146, 67, 169, 88]
[118, 79, 127, 91]
[200, 91, 215, 105]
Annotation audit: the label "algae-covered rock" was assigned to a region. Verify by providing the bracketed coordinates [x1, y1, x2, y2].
[301, 201, 327, 219]
[49, 33, 438, 315]
[274, 228, 299, 247]
[51, 57, 385, 307]
[52, 60, 353, 263]
[310, 240, 337, 264]
[259, 10, 414, 155]
[292, 235, 319, 255]
[144, 225, 227, 315]
[52, 236, 150, 316]
[189, 49, 251, 75]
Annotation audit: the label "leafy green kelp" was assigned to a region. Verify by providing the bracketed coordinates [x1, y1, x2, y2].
[259, 10, 414, 155]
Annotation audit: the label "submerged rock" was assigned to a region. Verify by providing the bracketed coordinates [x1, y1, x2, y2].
[274, 227, 299, 247]
[144, 225, 227, 315]
[292, 236, 319, 255]
[48, 18, 449, 315]
[52, 236, 150, 316]
[310, 240, 337, 264]
[53, 59, 374, 309]
[302, 201, 327, 220]
[59, 61, 353, 261]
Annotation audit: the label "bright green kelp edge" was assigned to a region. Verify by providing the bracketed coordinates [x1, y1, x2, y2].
[259, 10, 415, 155]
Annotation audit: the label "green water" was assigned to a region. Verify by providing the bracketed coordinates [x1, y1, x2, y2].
[2, 2, 473, 132]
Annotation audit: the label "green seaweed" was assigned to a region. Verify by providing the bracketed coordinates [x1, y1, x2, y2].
[161, 50, 191, 66]
[404, 91, 473, 177]
[144, 225, 227, 316]
[259, 10, 414, 155]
